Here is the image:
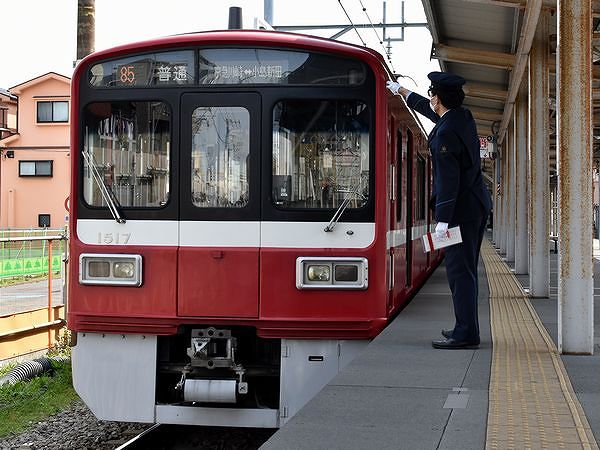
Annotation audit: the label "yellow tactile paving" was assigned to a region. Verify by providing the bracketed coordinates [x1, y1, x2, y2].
[482, 240, 599, 450]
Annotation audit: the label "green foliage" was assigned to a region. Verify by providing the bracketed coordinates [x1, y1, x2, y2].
[0, 360, 78, 438]
[0, 363, 17, 378]
[47, 328, 72, 359]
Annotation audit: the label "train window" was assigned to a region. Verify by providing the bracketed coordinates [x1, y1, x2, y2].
[89, 50, 195, 87]
[272, 100, 369, 209]
[82, 101, 171, 208]
[190, 106, 250, 208]
[396, 129, 403, 220]
[416, 154, 426, 220]
[198, 48, 365, 85]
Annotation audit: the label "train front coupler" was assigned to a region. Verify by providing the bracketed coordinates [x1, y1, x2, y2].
[176, 327, 248, 403]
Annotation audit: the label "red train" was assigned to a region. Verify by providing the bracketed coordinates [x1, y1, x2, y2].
[67, 29, 441, 427]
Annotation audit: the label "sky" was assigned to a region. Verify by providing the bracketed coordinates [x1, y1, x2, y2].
[1, 0, 438, 95]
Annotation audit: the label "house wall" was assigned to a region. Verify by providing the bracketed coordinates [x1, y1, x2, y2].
[0, 74, 70, 229]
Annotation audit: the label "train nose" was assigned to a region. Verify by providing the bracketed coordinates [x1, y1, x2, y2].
[177, 248, 259, 318]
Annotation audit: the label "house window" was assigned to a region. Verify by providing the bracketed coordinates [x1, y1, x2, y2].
[37, 101, 69, 123]
[19, 160, 53, 177]
[38, 214, 51, 228]
[0, 108, 7, 128]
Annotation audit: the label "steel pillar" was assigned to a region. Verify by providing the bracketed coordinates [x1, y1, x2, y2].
[557, 0, 593, 354]
[506, 127, 515, 262]
[493, 158, 499, 246]
[528, 12, 550, 298]
[499, 143, 507, 254]
[514, 88, 529, 274]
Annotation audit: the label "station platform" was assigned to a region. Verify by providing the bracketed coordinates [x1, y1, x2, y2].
[261, 239, 600, 450]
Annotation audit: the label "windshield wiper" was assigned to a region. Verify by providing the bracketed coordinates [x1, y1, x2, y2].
[323, 187, 365, 232]
[82, 151, 126, 224]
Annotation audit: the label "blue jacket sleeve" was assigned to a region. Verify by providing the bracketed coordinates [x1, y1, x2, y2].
[406, 92, 440, 124]
[433, 129, 461, 223]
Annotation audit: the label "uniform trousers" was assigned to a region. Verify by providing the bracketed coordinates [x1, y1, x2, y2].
[444, 213, 488, 343]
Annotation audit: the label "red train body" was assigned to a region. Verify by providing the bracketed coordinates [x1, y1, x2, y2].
[68, 30, 441, 427]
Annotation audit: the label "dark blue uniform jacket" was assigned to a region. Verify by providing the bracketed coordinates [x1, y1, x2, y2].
[407, 92, 492, 224]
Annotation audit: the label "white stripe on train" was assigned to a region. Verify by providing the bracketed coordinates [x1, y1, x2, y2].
[77, 219, 375, 249]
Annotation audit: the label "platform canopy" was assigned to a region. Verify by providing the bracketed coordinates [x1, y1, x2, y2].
[421, 0, 600, 182]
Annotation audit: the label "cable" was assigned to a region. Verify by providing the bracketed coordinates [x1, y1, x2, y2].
[394, 72, 417, 86]
[337, 0, 367, 46]
[357, 0, 396, 72]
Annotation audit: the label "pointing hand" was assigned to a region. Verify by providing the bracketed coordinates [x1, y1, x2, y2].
[386, 80, 402, 96]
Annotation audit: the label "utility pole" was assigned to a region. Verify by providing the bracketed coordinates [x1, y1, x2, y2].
[76, 0, 95, 65]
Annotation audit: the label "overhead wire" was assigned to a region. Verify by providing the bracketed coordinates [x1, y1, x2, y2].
[337, 0, 367, 46]
[356, 0, 396, 73]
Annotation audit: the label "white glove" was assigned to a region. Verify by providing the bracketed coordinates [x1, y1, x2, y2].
[435, 222, 449, 239]
[386, 80, 402, 95]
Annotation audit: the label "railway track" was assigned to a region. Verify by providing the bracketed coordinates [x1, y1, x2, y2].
[116, 423, 275, 449]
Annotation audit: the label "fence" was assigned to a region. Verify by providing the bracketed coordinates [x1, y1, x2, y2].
[0, 229, 65, 282]
[0, 230, 68, 361]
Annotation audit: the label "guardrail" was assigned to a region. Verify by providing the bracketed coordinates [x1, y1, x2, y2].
[0, 231, 68, 362]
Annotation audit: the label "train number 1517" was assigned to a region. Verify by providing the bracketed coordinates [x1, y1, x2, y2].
[97, 232, 132, 245]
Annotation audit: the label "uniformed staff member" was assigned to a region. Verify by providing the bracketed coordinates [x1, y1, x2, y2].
[387, 72, 492, 349]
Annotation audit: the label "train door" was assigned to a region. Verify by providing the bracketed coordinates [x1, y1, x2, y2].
[387, 118, 397, 313]
[414, 152, 428, 275]
[392, 125, 406, 311]
[426, 144, 433, 267]
[178, 93, 262, 318]
[405, 129, 414, 288]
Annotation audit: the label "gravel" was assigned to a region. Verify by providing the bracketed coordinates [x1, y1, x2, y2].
[0, 400, 148, 450]
[0, 400, 275, 449]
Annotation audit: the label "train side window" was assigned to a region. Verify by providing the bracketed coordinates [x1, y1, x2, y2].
[396, 129, 402, 220]
[416, 154, 426, 221]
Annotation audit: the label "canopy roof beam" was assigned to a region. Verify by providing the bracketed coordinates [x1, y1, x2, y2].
[497, 0, 543, 144]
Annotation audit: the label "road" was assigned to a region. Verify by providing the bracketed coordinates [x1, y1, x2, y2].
[0, 278, 64, 316]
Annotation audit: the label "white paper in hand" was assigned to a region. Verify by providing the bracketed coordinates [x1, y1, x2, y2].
[422, 226, 462, 252]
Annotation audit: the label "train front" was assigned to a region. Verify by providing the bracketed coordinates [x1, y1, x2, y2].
[67, 31, 389, 428]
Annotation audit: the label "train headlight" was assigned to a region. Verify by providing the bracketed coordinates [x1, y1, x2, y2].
[114, 262, 135, 278]
[88, 261, 110, 278]
[79, 254, 142, 286]
[307, 265, 331, 282]
[296, 257, 368, 290]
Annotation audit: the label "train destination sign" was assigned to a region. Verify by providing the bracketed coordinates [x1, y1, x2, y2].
[198, 48, 366, 85]
[89, 50, 195, 87]
[89, 48, 366, 87]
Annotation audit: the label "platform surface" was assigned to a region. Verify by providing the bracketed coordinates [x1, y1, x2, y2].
[261, 239, 600, 450]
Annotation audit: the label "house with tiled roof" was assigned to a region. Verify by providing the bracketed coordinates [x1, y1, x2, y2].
[0, 88, 17, 141]
[0, 72, 71, 229]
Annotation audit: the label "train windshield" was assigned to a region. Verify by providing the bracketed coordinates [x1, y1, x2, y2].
[82, 101, 171, 208]
[190, 106, 250, 208]
[272, 100, 369, 209]
[79, 46, 373, 219]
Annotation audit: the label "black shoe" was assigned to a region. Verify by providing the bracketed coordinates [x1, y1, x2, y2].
[441, 329, 453, 339]
[432, 338, 479, 349]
